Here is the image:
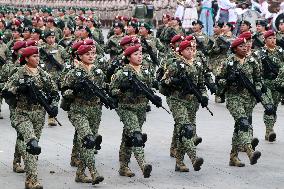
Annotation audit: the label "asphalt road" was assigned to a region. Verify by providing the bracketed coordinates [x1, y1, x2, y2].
[0, 30, 283, 189]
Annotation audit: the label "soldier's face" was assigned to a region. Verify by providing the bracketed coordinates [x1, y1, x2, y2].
[181, 47, 194, 60]
[79, 50, 96, 64]
[12, 31, 20, 39]
[235, 43, 247, 57]
[222, 25, 231, 33]
[240, 24, 249, 33]
[256, 25, 265, 32]
[114, 27, 122, 35]
[26, 54, 39, 68]
[23, 31, 31, 40]
[129, 50, 142, 66]
[31, 33, 40, 40]
[265, 36, 276, 48]
[37, 20, 45, 27]
[63, 27, 71, 36]
[245, 39, 252, 52]
[86, 21, 93, 28]
[192, 24, 201, 33]
[213, 26, 221, 34]
[46, 36, 56, 45]
[127, 26, 136, 35]
[162, 17, 169, 24]
[139, 27, 148, 36]
[46, 21, 53, 28]
[279, 23, 284, 32]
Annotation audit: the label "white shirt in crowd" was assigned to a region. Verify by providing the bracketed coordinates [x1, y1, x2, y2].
[251, 0, 272, 19]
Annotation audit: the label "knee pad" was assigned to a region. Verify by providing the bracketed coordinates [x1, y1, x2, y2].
[179, 124, 194, 142]
[82, 134, 96, 149]
[238, 117, 250, 132]
[26, 138, 41, 155]
[94, 135, 102, 150]
[132, 131, 146, 148]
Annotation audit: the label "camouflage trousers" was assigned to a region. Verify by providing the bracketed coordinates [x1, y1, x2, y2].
[263, 89, 281, 133]
[11, 108, 45, 180]
[68, 103, 102, 171]
[167, 96, 199, 162]
[226, 93, 256, 151]
[116, 103, 147, 169]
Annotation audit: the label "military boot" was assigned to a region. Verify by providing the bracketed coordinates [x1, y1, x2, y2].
[0, 111, 3, 119]
[119, 162, 135, 177]
[75, 161, 92, 183]
[70, 147, 80, 167]
[13, 160, 25, 173]
[25, 175, 43, 189]
[142, 164, 152, 178]
[229, 148, 245, 167]
[175, 160, 189, 172]
[251, 138, 259, 150]
[89, 166, 104, 185]
[193, 137, 202, 146]
[265, 129, 276, 142]
[192, 157, 204, 171]
[245, 144, 261, 165]
[170, 147, 176, 158]
[48, 117, 57, 126]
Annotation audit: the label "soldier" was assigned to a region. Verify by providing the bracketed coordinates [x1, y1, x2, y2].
[156, 14, 171, 39]
[30, 28, 43, 45]
[254, 30, 284, 142]
[239, 20, 251, 34]
[44, 16, 63, 42]
[2, 46, 59, 189]
[126, 19, 139, 37]
[61, 44, 105, 185]
[85, 17, 104, 45]
[217, 37, 262, 167]
[160, 40, 205, 172]
[160, 17, 184, 47]
[0, 32, 8, 119]
[40, 31, 69, 126]
[58, 23, 75, 54]
[105, 22, 125, 60]
[252, 19, 267, 49]
[22, 26, 32, 41]
[110, 45, 153, 178]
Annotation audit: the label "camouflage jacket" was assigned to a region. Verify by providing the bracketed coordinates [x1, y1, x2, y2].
[2, 65, 59, 110]
[110, 64, 152, 106]
[104, 33, 124, 59]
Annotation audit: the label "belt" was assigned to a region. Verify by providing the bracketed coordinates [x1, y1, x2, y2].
[74, 98, 100, 106]
[16, 103, 43, 111]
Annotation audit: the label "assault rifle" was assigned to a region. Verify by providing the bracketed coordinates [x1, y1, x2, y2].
[252, 34, 264, 48]
[39, 48, 64, 71]
[141, 38, 160, 66]
[217, 36, 231, 49]
[180, 74, 214, 116]
[276, 37, 284, 49]
[128, 73, 170, 114]
[26, 79, 62, 126]
[260, 51, 279, 79]
[75, 77, 117, 110]
[0, 56, 6, 66]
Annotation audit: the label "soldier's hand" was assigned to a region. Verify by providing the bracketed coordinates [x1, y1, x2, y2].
[17, 83, 29, 94]
[49, 106, 59, 118]
[153, 95, 162, 107]
[200, 96, 209, 108]
[264, 104, 276, 116]
[119, 81, 132, 92]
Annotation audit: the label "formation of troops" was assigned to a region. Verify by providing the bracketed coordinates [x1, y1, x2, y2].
[0, 1, 284, 189]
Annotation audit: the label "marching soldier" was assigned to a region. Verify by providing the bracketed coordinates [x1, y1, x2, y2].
[160, 40, 205, 172]
[44, 16, 63, 42]
[0, 32, 8, 119]
[254, 30, 284, 142]
[40, 31, 69, 126]
[239, 20, 251, 34]
[61, 44, 105, 185]
[110, 45, 154, 178]
[85, 17, 104, 45]
[252, 19, 267, 49]
[156, 14, 171, 39]
[2, 46, 59, 189]
[217, 37, 262, 167]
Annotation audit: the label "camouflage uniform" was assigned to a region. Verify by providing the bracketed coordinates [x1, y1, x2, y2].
[160, 56, 206, 171]
[90, 27, 104, 46]
[61, 61, 105, 184]
[105, 33, 124, 60]
[160, 26, 185, 47]
[217, 55, 262, 166]
[0, 41, 8, 119]
[2, 65, 59, 188]
[254, 46, 284, 141]
[110, 64, 152, 178]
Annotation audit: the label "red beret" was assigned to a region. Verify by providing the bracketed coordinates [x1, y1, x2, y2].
[171, 35, 184, 44]
[20, 46, 39, 58]
[115, 15, 122, 20]
[121, 16, 129, 21]
[77, 45, 93, 55]
[13, 41, 27, 51]
[72, 41, 84, 52]
[176, 40, 192, 52]
[124, 45, 141, 57]
[76, 16, 85, 22]
[83, 39, 95, 45]
[238, 31, 252, 40]
[185, 35, 195, 42]
[264, 30, 275, 39]
[120, 36, 133, 46]
[26, 40, 37, 47]
[12, 19, 22, 26]
[131, 17, 138, 23]
[230, 38, 246, 48]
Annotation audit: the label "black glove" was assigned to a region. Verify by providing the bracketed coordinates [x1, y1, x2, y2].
[256, 89, 262, 99]
[261, 85, 267, 93]
[200, 96, 209, 108]
[264, 104, 276, 116]
[153, 95, 162, 107]
[119, 81, 132, 92]
[152, 80, 159, 90]
[169, 77, 181, 86]
[49, 106, 58, 118]
[227, 71, 239, 85]
[17, 83, 29, 94]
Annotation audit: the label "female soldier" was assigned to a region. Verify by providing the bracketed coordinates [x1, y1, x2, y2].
[2, 46, 59, 189]
[110, 45, 155, 178]
[160, 40, 205, 172]
[61, 45, 104, 185]
[217, 37, 262, 167]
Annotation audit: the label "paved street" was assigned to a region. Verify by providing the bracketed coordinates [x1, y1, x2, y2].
[0, 93, 284, 189]
[0, 30, 284, 189]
